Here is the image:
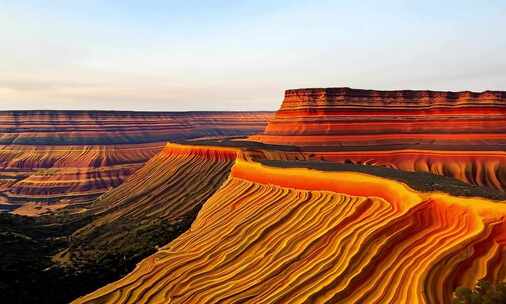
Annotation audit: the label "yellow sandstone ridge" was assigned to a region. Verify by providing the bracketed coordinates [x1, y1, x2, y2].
[73, 158, 506, 304]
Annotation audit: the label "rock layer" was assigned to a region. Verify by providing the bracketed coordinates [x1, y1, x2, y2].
[58, 144, 238, 286]
[76, 143, 238, 230]
[0, 143, 163, 210]
[0, 111, 272, 211]
[73, 159, 506, 304]
[251, 88, 506, 190]
[0, 111, 273, 145]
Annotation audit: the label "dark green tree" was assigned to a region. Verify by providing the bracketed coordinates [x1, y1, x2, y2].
[453, 280, 506, 304]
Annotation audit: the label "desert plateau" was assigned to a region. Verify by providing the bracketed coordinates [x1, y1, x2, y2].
[2, 1, 506, 303]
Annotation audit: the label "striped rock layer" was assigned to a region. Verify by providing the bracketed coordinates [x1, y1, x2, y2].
[0, 111, 272, 212]
[61, 144, 237, 266]
[73, 151, 506, 304]
[0, 111, 273, 145]
[0, 143, 163, 212]
[251, 88, 506, 190]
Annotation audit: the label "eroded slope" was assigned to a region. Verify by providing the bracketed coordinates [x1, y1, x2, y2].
[251, 88, 506, 191]
[65, 143, 238, 262]
[74, 159, 506, 304]
[1, 143, 239, 304]
[0, 111, 271, 212]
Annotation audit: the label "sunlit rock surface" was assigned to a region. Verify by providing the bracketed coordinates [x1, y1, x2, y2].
[73, 156, 506, 304]
[57, 143, 238, 271]
[251, 88, 506, 190]
[0, 111, 272, 212]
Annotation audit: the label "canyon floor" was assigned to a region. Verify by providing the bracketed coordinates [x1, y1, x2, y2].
[2, 88, 506, 304]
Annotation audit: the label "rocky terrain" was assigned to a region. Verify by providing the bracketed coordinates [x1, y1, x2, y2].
[3, 89, 506, 304]
[74, 144, 506, 304]
[251, 88, 506, 191]
[0, 111, 272, 213]
[0, 111, 272, 145]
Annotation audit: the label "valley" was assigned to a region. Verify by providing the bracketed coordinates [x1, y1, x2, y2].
[2, 88, 506, 304]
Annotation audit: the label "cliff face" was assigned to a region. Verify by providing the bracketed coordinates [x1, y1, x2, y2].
[251, 87, 506, 191]
[0, 111, 272, 213]
[255, 87, 506, 148]
[73, 158, 506, 304]
[0, 143, 240, 304]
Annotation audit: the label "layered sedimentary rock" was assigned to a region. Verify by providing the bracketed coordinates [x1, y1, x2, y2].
[70, 143, 238, 250]
[52, 144, 238, 299]
[0, 143, 163, 212]
[0, 111, 272, 212]
[0, 111, 273, 145]
[73, 159, 506, 304]
[251, 88, 506, 190]
[0, 143, 241, 304]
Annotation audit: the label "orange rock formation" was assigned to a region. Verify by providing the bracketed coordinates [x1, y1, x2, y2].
[251, 88, 506, 190]
[0, 111, 272, 212]
[59, 143, 238, 265]
[72, 155, 506, 304]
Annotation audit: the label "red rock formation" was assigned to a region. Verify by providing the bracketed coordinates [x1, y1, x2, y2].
[251, 88, 506, 190]
[0, 143, 163, 204]
[0, 111, 273, 212]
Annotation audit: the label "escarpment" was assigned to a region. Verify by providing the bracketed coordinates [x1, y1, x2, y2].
[73, 143, 238, 240]
[59, 144, 238, 301]
[251, 88, 506, 191]
[0, 143, 241, 304]
[73, 158, 506, 304]
[5, 91, 506, 304]
[0, 111, 273, 145]
[0, 111, 272, 213]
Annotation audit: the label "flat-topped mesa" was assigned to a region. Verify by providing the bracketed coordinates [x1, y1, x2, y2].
[281, 87, 506, 110]
[253, 87, 506, 146]
[250, 87, 506, 191]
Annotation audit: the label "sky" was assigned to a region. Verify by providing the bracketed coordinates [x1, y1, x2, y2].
[1, 0, 505, 111]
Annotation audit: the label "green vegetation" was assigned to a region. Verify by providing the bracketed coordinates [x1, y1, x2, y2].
[453, 280, 506, 304]
[0, 209, 197, 304]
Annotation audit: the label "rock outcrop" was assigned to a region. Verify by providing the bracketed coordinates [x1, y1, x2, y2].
[251, 88, 506, 190]
[0, 111, 272, 212]
[73, 157, 506, 304]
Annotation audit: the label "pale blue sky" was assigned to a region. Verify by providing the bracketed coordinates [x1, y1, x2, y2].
[1, 0, 505, 110]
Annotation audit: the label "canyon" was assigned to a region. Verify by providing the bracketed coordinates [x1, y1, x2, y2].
[73, 150, 506, 304]
[0, 111, 272, 214]
[3, 88, 506, 304]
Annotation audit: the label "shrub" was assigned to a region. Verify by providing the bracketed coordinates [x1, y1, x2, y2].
[453, 280, 506, 304]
